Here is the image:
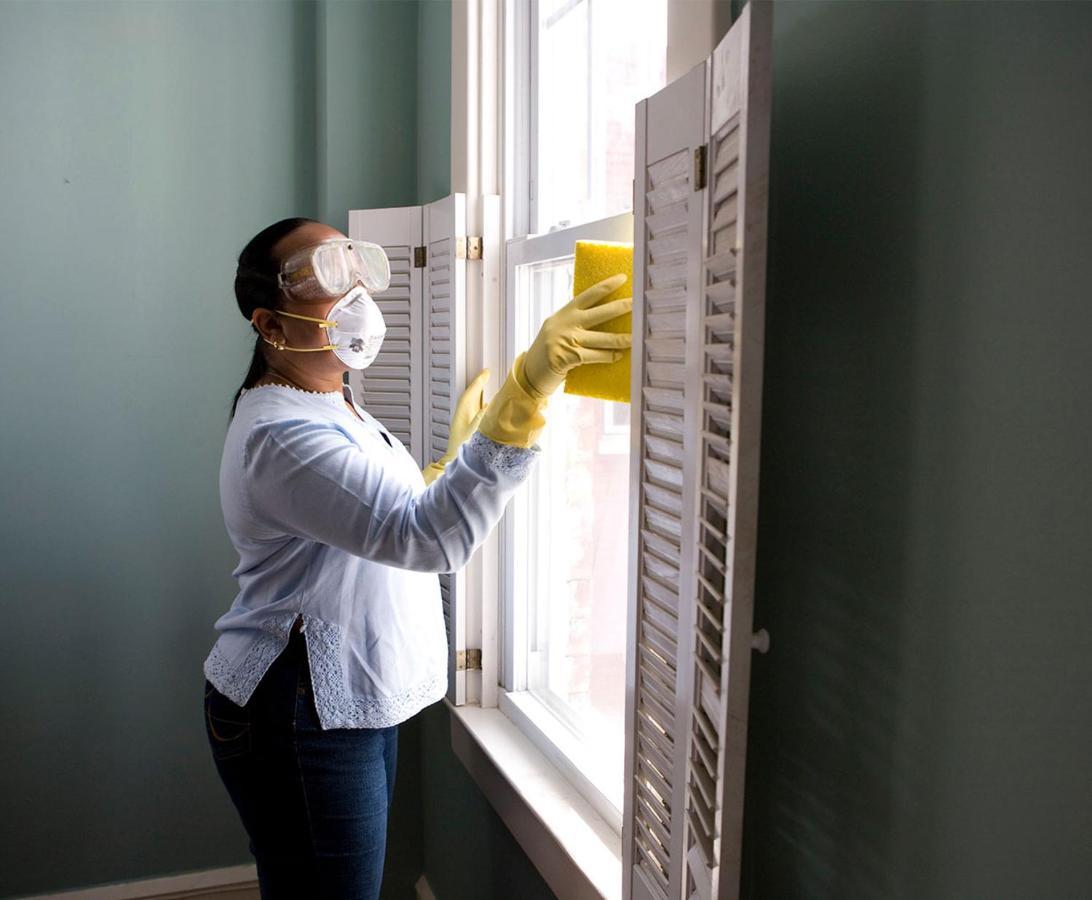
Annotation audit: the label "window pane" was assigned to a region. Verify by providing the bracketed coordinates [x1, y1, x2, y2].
[535, 0, 668, 232]
[515, 255, 629, 797]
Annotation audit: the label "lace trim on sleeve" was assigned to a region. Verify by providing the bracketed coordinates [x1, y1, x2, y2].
[465, 430, 540, 481]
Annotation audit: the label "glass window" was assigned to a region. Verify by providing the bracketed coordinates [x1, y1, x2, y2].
[504, 0, 667, 826]
[534, 0, 668, 232]
[510, 236, 631, 814]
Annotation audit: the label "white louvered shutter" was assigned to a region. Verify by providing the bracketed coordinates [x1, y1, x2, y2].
[347, 206, 425, 464]
[422, 194, 469, 705]
[624, 59, 708, 900]
[684, 5, 771, 897]
[347, 195, 472, 707]
[623, 4, 772, 900]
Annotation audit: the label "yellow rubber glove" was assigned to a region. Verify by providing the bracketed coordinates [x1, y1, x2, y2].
[421, 368, 491, 486]
[522, 273, 633, 398]
[477, 351, 550, 448]
[478, 274, 632, 448]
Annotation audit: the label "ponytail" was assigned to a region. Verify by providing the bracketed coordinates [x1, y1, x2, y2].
[230, 335, 269, 418]
[229, 216, 320, 420]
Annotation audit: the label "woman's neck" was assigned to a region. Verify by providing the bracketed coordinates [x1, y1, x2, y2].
[261, 360, 344, 394]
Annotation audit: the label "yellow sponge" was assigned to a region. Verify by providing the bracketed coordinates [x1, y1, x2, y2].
[563, 240, 633, 403]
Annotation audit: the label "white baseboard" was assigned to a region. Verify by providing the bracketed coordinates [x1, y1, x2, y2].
[18, 864, 259, 900]
[415, 873, 437, 900]
[23, 866, 436, 900]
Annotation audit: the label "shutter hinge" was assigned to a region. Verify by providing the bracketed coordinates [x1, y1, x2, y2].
[694, 144, 708, 191]
[414, 245, 427, 268]
[456, 648, 482, 671]
[456, 236, 483, 260]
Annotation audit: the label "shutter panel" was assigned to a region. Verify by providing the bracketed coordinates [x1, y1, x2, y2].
[347, 195, 472, 707]
[347, 206, 425, 465]
[423, 194, 470, 705]
[623, 4, 772, 899]
[684, 5, 772, 899]
[624, 61, 707, 900]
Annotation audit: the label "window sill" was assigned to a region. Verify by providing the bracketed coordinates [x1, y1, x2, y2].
[446, 699, 622, 900]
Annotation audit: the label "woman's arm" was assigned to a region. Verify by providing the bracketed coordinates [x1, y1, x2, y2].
[243, 416, 538, 573]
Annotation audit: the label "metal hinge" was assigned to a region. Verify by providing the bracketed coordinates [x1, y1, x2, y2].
[456, 236, 483, 261]
[456, 648, 482, 671]
[414, 246, 427, 268]
[693, 144, 708, 191]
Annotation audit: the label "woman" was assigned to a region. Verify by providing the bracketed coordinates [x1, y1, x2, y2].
[202, 216, 631, 899]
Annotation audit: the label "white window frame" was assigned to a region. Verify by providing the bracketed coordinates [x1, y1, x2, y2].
[500, 212, 635, 833]
[503, 0, 534, 241]
[504, 0, 719, 241]
[446, 2, 736, 897]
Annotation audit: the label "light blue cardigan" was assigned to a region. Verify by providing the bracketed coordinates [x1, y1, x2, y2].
[203, 382, 538, 729]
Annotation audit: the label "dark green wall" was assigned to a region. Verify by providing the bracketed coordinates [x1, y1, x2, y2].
[0, 1, 426, 897]
[744, 2, 1092, 898]
[415, 3, 1092, 899]
[418, 703, 558, 900]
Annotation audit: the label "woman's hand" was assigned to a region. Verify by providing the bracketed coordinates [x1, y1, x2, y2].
[422, 368, 491, 485]
[475, 274, 634, 449]
[521, 273, 633, 398]
[449, 368, 490, 451]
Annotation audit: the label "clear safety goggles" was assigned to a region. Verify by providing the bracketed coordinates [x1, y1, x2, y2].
[278, 239, 391, 300]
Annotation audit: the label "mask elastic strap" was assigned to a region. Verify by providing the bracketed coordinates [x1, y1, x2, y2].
[251, 309, 337, 353]
[261, 336, 336, 353]
[271, 309, 338, 327]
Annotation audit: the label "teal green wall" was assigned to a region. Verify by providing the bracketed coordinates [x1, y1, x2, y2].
[319, 0, 422, 230]
[0, 1, 425, 896]
[416, 0, 452, 204]
[743, 2, 1092, 898]
[8, 0, 1086, 897]
[419, 704, 557, 900]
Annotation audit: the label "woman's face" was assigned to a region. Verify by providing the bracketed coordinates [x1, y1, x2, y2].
[253, 221, 353, 378]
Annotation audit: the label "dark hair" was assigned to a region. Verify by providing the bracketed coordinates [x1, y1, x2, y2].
[230, 217, 320, 417]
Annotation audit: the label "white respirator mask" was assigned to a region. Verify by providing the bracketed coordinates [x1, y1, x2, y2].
[257, 285, 387, 370]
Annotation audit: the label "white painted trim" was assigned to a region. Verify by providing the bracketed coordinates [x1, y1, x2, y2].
[504, 213, 634, 271]
[502, 0, 531, 241]
[452, 0, 506, 709]
[448, 700, 622, 900]
[499, 689, 623, 834]
[451, 0, 502, 199]
[18, 864, 258, 899]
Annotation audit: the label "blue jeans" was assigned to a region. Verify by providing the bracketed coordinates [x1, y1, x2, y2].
[204, 624, 398, 899]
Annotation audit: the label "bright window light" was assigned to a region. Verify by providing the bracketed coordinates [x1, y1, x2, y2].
[512, 250, 630, 811]
[534, 0, 669, 232]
